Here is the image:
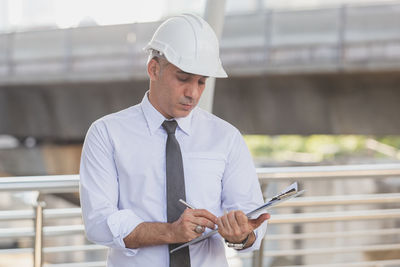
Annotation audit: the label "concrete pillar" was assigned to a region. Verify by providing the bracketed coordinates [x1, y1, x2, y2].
[198, 0, 226, 113]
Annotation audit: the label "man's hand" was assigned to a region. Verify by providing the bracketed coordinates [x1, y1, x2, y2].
[123, 209, 268, 249]
[217, 210, 270, 245]
[170, 208, 218, 243]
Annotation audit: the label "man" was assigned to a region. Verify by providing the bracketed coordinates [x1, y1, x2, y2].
[80, 14, 269, 267]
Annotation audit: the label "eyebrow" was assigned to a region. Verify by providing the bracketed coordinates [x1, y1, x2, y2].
[177, 70, 208, 79]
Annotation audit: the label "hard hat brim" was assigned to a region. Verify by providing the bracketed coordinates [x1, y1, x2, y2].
[144, 45, 228, 78]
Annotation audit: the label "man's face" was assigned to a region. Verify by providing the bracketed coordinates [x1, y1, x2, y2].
[148, 58, 207, 119]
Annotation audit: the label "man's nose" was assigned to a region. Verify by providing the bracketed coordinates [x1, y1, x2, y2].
[184, 81, 200, 99]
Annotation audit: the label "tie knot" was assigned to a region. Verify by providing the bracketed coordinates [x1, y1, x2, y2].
[162, 120, 178, 134]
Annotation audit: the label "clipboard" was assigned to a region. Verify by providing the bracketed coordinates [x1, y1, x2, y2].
[170, 182, 305, 253]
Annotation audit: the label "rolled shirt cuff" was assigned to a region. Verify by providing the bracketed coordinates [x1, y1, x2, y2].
[236, 221, 268, 253]
[107, 209, 144, 256]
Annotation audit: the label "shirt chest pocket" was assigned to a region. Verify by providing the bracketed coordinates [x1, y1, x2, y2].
[183, 152, 226, 207]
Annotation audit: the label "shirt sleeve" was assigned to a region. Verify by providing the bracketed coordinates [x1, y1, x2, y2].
[221, 129, 268, 252]
[79, 121, 144, 256]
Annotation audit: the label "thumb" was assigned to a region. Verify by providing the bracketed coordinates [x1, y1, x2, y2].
[249, 213, 270, 229]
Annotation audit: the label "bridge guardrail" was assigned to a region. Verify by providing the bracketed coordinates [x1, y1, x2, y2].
[0, 163, 400, 267]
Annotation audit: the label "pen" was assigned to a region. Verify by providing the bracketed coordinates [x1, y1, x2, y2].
[179, 199, 196, 209]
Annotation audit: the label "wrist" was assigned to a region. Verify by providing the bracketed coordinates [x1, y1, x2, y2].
[166, 222, 177, 243]
[225, 231, 255, 250]
[244, 231, 256, 249]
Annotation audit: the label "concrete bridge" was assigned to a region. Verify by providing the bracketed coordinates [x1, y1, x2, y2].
[1, 2, 400, 140]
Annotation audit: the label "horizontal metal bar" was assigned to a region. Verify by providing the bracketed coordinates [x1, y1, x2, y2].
[3, 224, 399, 241]
[0, 227, 34, 238]
[0, 247, 33, 254]
[43, 262, 106, 267]
[3, 223, 400, 242]
[0, 225, 85, 239]
[0, 208, 82, 221]
[3, 193, 399, 222]
[257, 163, 400, 181]
[2, 205, 400, 226]
[43, 244, 106, 254]
[1, 231, 399, 261]
[269, 208, 400, 224]
[44, 208, 82, 219]
[278, 193, 400, 207]
[1, 209, 400, 239]
[0, 164, 399, 192]
[0, 209, 34, 220]
[263, 243, 400, 257]
[2, 194, 399, 224]
[265, 227, 400, 240]
[44, 225, 84, 236]
[0, 175, 79, 193]
[280, 259, 400, 267]
[36, 244, 396, 258]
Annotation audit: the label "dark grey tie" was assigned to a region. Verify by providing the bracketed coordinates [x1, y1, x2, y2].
[162, 120, 191, 267]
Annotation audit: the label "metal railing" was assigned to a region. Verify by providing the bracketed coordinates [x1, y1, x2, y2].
[0, 163, 400, 266]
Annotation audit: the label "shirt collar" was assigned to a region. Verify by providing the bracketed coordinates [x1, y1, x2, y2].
[140, 91, 193, 136]
[175, 111, 193, 136]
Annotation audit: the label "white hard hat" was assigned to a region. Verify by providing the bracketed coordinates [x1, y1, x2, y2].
[144, 14, 227, 78]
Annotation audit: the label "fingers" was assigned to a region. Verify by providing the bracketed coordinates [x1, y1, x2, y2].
[171, 208, 218, 243]
[192, 209, 218, 223]
[171, 210, 202, 243]
[217, 211, 270, 244]
[228, 210, 241, 235]
[219, 210, 233, 232]
[171, 208, 270, 244]
[191, 209, 218, 229]
[248, 213, 270, 229]
[235, 211, 248, 228]
[218, 210, 249, 243]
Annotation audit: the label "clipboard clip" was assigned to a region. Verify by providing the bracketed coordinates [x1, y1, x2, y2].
[270, 187, 296, 202]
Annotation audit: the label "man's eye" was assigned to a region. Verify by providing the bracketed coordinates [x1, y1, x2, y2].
[198, 80, 205, 85]
[177, 76, 188, 82]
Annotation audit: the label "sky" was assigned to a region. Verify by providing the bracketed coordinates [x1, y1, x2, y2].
[2, 0, 170, 30]
[0, 0, 397, 32]
[54, 0, 167, 27]
[0, 0, 206, 31]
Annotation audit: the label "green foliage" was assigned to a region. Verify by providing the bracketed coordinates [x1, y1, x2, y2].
[376, 136, 400, 148]
[243, 135, 400, 163]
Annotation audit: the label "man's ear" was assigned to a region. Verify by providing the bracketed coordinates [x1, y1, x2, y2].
[147, 58, 160, 81]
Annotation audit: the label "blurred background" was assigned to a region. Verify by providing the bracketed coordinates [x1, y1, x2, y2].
[1, 0, 400, 266]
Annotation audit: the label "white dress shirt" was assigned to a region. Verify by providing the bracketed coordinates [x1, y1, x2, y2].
[79, 93, 267, 267]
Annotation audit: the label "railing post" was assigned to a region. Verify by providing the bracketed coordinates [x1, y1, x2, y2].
[337, 4, 347, 69]
[6, 32, 15, 76]
[64, 28, 72, 73]
[33, 194, 46, 267]
[264, 9, 273, 66]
